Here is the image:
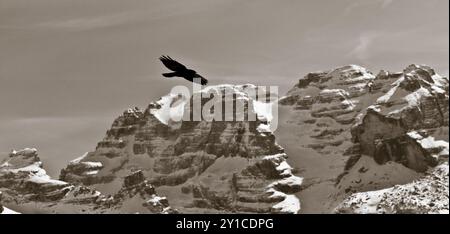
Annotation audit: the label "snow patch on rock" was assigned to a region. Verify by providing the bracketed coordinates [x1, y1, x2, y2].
[256, 123, 271, 133]
[1, 207, 20, 214]
[376, 77, 404, 104]
[407, 131, 449, 158]
[7, 162, 68, 186]
[267, 188, 301, 214]
[263, 153, 302, 214]
[150, 94, 187, 125]
[253, 100, 274, 122]
[336, 162, 449, 214]
[69, 152, 88, 164]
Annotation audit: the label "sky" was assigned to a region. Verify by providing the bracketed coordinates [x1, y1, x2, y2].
[0, 0, 448, 176]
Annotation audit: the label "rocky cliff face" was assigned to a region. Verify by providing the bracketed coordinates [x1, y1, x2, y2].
[60, 84, 302, 213]
[351, 64, 448, 171]
[278, 64, 448, 213]
[0, 148, 175, 213]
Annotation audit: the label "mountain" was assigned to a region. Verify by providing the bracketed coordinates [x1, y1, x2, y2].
[1, 64, 448, 214]
[0, 148, 176, 213]
[277, 64, 448, 213]
[59, 84, 301, 213]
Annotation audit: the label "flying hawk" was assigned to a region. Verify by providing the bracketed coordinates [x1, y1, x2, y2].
[159, 56, 208, 85]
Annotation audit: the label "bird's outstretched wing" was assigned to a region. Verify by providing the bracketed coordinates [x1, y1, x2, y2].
[159, 55, 187, 72]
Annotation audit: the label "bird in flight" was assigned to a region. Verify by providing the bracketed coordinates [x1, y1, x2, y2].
[159, 55, 208, 85]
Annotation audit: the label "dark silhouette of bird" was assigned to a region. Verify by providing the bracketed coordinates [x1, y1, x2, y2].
[159, 55, 208, 85]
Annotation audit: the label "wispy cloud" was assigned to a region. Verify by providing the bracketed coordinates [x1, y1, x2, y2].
[4, 1, 236, 32]
[348, 32, 379, 61]
[381, 0, 394, 8]
[35, 11, 143, 31]
[344, 0, 395, 15]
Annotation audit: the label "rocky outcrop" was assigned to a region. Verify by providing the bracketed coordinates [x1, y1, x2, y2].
[279, 65, 390, 156]
[59, 84, 301, 213]
[0, 148, 73, 202]
[350, 64, 449, 172]
[335, 162, 449, 214]
[0, 148, 173, 214]
[278, 64, 448, 213]
[59, 153, 105, 185]
[182, 153, 302, 213]
[111, 170, 177, 214]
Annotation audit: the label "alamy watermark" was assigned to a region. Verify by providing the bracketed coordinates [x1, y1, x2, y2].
[165, 78, 279, 131]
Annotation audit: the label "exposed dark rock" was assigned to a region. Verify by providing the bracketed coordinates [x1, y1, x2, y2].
[124, 170, 146, 188]
[0, 191, 3, 213]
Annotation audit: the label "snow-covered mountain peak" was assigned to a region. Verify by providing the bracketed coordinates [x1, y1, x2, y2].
[278, 64, 448, 213]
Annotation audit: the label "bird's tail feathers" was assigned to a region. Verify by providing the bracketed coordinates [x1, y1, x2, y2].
[193, 76, 208, 85]
[200, 77, 208, 85]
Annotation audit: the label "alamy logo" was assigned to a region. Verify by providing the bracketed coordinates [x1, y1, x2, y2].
[164, 79, 279, 132]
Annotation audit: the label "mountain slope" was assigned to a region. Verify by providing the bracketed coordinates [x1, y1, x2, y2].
[277, 64, 449, 213]
[335, 162, 448, 214]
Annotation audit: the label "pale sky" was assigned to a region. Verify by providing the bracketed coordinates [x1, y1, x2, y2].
[0, 0, 448, 176]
